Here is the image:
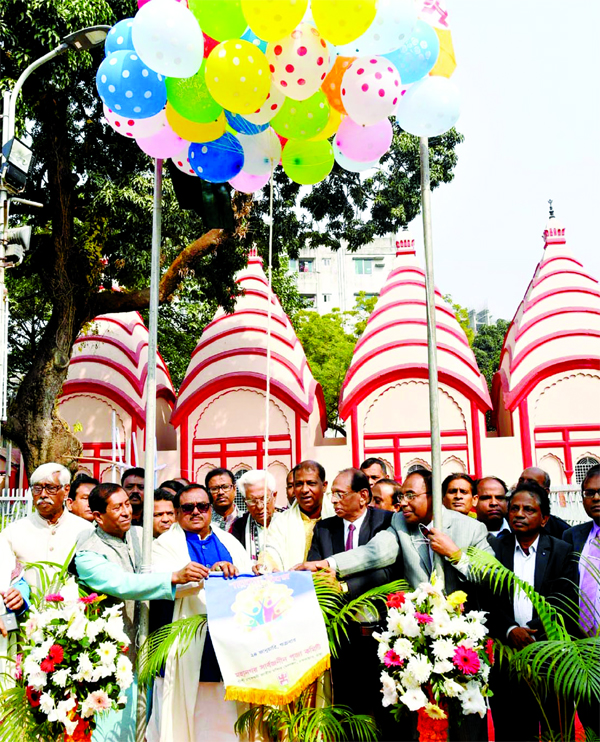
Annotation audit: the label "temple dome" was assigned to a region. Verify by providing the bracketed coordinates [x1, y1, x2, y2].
[339, 237, 491, 419]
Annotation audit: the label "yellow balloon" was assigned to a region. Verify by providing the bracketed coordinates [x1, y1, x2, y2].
[311, 0, 377, 45]
[166, 105, 226, 142]
[241, 0, 308, 42]
[205, 40, 271, 115]
[309, 107, 343, 141]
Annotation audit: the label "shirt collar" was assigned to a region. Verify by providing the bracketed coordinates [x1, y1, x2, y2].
[32, 507, 69, 528]
[590, 521, 600, 538]
[515, 534, 540, 556]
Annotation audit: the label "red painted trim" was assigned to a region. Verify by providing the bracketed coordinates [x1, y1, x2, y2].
[339, 365, 491, 420]
[519, 399, 532, 469]
[192, 309, 290, 353]
[62, 381, 146, 429]
[534, 438, 600, 448]
[470, 400, 483, 478]
[191, 434, 292, 473]
[504, 357, 600, 411]
[191, 325, 296, 357]
[314, 381, 328, 435]
[366, 298, 459, 329]
[295, 413, 302, 464]
[532, 268, 598, 288]
[380, 278, 444, 301]
[515, 307, 600, 341]
[524, 285, 600, 311]
[540, 255, 584, 269]
[534, 424, 600, 486]
[535, 423, 600, 433]
[351, 408, 360, 468]
[510, 329, 600, 373]
[365, 429, 467, 439]
[171, 374, 311, 428]
[364, 442, 468, 454]
[195, 434, 290, 443]
[355, 318, 471, 354]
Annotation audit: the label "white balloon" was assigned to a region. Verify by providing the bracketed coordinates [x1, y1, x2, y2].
[243, 86, 286, 125]
[335, 0, 417, 57]
[333, 142, 379, 173]
[237, 129, 282, 175]
[103, 104, 166, 138]
[396, 76, 461, 137]
[171, 145, 197, 176]
[341, 56, 402, 126]
[132, 0, 203, 78]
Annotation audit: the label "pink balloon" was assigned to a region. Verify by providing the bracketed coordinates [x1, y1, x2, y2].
[228, 170, 271, 194]
[137, 122, 189, 158]
[335, 116, 393, 162]
[103, 104, 166, 139]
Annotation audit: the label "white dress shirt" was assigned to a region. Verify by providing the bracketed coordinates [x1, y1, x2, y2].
[343, 510, 367, 550]
[512, 536, 539, 628]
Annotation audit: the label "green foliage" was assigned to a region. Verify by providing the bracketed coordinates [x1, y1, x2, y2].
[444, 294, 475, 346]
[472, 319, 510, 390]
[137, 614, 206, 687]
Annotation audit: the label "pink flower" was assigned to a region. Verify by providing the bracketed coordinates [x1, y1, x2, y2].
[15, 654, 23, 680]
[383, 650, 404, 668]
[414, 612, 433, 625]
[82, 690, 111, 717]
[45, 593, 64, 603]
[79, 593, 99, 605]
[452, 645, 481, 675]
[386, 592, 406, 608]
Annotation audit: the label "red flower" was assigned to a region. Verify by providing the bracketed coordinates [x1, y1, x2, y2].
[386, 592, 406, 608]
[26, 686, 41, 707]
[485, 638, 495, 665]
[44, 593, 64, 602]
[452, 644, 481, 675]
[78, 593, 99, 605]
[414, 611, 433, 625]
[40, 657, 55, 673]
[64, 713, 91, 742]
[49, 644, 64, 663]
[15, 653, 23, 680]
[383, 649, 404, 667]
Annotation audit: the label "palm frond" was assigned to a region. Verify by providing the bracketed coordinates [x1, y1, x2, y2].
[0, 686, 43, 742]
[137, 614, 206, 686]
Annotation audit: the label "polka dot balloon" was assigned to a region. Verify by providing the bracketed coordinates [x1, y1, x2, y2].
[334, 0, 418, 57]
[103, 104, 167, 139]
[270, 90, 330, 140]
[241, 0, 308, 43]
[205, 40, 271, 115]
[105, 18, 135, 56]
[341, 55, 401, 126]
[171, 145, 198, 176]
[267, 23, 329, 101]
[189, 133, 245, 182]
[243, 86, 286, 125]
[335, 115, 393, 162]
[96, 50, 167, 119]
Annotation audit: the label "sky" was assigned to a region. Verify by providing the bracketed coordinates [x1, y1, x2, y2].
[406, 0, 600, 322]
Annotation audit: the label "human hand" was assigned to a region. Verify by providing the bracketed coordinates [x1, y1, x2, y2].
[172, 561, 209, 585]
[2, 587, 24, 612]
[291, 560, 330, 572]
[210, 561, 239, 579]
[508, 626, 537, 649]
[427, 528, 460, 559]
[0, 617, 6, 639]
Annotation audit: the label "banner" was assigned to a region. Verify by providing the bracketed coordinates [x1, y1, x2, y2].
[205, 571, 330, 705]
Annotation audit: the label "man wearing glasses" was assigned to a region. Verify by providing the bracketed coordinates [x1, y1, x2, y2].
[205, 467, 239, 533]
[232, 469, 281, 561]
[0, 463, 93, 589]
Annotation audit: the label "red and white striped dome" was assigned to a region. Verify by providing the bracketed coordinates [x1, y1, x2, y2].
[339, 236, 491, 419]
[171, 251, 326, 428]
[494, 216, 600, 409]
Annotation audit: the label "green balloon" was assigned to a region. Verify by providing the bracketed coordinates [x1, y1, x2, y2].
[189, 0, 247, 42]
[282, 139, 334, 185]
[271, 91, 331, 141]
[166, 61, 223, 124]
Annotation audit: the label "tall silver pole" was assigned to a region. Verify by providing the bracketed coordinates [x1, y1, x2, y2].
[419, 136, 444, 587]
[136, 158, 162, 740]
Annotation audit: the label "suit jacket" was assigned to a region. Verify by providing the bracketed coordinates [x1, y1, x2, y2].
[231, 512, 251, 548]
[562, 521, 594, 566]
[334, 507, 493, 594]
[489, 531, 578, 640]
[307, 508, 400, 598]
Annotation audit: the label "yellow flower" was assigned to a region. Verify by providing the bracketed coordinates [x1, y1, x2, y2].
[425, 703, 447, 720]
[447, 590, 468, 609]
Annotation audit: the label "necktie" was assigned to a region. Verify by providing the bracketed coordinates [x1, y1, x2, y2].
[345, 523, 355, 551]
[580, 533, 600, 636]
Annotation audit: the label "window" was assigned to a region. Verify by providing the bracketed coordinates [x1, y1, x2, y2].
[575, 456, 600, 484]
[299, 259, 315, 273]
[302, 294, 317, 308]
[323, 294, 332, 303]
[354, 258, 374, 275]
[233, 469, 249, 514]
[321, 258, 331, 269]
[288, 258, 298, 272]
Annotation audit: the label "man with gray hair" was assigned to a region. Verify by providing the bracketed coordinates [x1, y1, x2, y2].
[0, 463, 93, 589]
[232, 470, 281, 561]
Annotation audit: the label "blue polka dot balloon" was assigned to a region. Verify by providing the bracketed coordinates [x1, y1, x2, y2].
[105, 18, 135, 55]
[225, 111, 268, 135]
[189, 133, 244, 183]
[383, 20, 440, 85]
[96, 50, 167, 119]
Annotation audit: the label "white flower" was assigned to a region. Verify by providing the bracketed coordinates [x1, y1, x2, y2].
[31, 637, 54, 662]
[391, 613, 420, 638]
[28, 670, 48, 690]
[74, 653, 94, 682]
[24, 614, 39, 638]
[432, 637, 456, 660]
[60, 579, 80, 604]
[464, 620, 488, 642]
[392, 638, 414, 661]
[23, 656, 42, 678]
[433, 659, 454, 674]
[31, 629, 45, 644]
[52, 668, 71, 688]
[48, 696, 76, 724]
[66, 612, 88, 641]
[449, 616, 470, 636]
[98, 641, 118, 666]
[480, 662, 490, 683]
[381, 671, 398, 707]
[459, 680, 486, 717]
[105, 615, 129, 644]
[39, 692, 55, 715]
[85, 618, 105, 642]
[377, 642, 391, 661]
[92, 663, 115, 682]
[102, 604, 123, 619]
[443, 678, 465, 698]
[405, 656, 432, 684]
[116, 655, 133, 690]
[63, 717, 77, 736]
[465, 610, 488, 623]
[399, 687, 428, 711]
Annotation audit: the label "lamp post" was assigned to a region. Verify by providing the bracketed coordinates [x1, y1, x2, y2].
[0, 25, 110, 429]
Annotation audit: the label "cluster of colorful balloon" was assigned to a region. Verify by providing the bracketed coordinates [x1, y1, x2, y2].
[96, 0, 460, 192]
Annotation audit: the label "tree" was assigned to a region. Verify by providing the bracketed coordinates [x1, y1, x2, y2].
[444, 294, 475, 346]
[472, 319, 510, 390]
[1, 0, 462, 475]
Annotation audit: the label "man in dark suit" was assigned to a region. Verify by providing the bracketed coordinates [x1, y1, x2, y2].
[307, 468, 397, 718]
[562, 463, 600, 737]
[489, 481, 578, 742]
[518, 466, 570, 538]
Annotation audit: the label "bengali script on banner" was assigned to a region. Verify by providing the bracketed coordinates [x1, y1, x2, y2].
[205, 570, 330, 705]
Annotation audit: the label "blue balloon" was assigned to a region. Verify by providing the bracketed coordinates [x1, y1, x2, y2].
[105, 18, 135, 55]
[96, 50, 167, 119]
[383, 20, 439, 85]
[241, 27, 268, 54]
[225, 111, 268, 135]
[189, 133, 244, 183]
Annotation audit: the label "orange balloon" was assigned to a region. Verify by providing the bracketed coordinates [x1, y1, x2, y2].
[321, 56, 355, 114]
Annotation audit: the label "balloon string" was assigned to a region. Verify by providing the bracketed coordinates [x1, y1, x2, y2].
[263, 161, 274, 540]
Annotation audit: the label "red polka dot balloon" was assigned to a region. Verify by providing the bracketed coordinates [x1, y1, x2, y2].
[341, 55, 401, 125]
[243, 85, 286, 125]
[171, 145, 198, 176]
[103, 103, 167, 139]
[267, 23, 330, 102]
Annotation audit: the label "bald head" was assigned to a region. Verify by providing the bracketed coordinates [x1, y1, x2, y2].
[518, 467, 550, 493]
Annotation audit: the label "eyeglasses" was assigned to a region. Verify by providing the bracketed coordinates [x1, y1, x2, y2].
[397, 491, 427, 503]
[208, 484, 234, 495]
[330, 490, 356, 501]
[180, 502, 211, 514]
[583, 489, 600, 499]
[32, 483, 63, 495]
[245, 497, 272, 508]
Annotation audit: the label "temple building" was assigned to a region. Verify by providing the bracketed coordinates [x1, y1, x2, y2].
[492, 211, 600, 484]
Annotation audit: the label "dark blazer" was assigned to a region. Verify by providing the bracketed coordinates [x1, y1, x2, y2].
[307, 508, 401, 598]
[562, 521, 595, 564]
[489, 531, 578, 640]
[231, 512, 251, 548]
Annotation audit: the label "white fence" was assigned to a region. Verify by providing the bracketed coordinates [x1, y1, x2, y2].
[0, 488, 32, 529]
[549, 486, 587, 525]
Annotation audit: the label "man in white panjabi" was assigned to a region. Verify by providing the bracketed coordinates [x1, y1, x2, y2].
[0, 463, 93, 590]
[149, 484, 252, 742]
[231, 470, 282, 561]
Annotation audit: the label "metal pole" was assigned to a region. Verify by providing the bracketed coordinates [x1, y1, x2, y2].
[136, 158, 162, 740]
[419, 136, 445, 587]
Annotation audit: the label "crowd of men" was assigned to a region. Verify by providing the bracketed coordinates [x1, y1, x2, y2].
[0, 456, 598, 742]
